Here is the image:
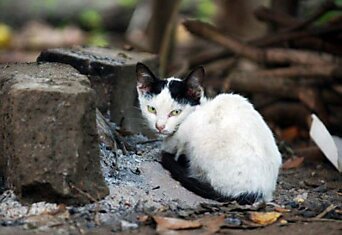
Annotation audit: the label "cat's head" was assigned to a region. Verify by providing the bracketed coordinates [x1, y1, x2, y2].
[136, 63, 204, 136]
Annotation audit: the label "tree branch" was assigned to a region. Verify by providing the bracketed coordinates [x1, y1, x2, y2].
[183, 20, 341, 65]
[282, 0, 337, 32]
[252, 65, 342, 79]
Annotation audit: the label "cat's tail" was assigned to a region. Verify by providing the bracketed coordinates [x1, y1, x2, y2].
[160, 152, 261, 205]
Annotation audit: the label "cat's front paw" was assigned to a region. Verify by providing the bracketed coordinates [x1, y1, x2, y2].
[162, 138, 177, 155]
[161, 151, 189, 168]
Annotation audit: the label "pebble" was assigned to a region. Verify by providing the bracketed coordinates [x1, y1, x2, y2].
[313, 184, 328, 193]
[225, 217, 242, 226]
[300, 210, 316, 218]
[120, 220, 138, 231]
[287, 201, 299, 208]
[294, 192, 308, 203]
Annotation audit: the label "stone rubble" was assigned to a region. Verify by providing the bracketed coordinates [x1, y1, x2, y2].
[0, 63, 109, 204]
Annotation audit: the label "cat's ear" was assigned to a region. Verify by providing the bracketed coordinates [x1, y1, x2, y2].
[184, 66, 204, 100]
[136, 63, 156, 94]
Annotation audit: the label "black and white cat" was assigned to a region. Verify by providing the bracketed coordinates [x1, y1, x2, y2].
[136, 62, 282, 204]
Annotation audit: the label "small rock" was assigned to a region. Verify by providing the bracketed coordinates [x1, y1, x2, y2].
[178, 210, 194, 218]
[225, 217, 242, 226]
[304, 179, 322, 187]
[294, 192, 308, 203]
[300, 210, 317, 218]
[287, 201, 299, 208]
[120, 220, 138, 231]
[86, 222, 96, 229]
[68, 207, 78, 215]
[313, 184, 328, 193]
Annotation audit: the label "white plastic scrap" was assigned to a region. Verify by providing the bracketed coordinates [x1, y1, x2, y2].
[309, 114, 342, 173]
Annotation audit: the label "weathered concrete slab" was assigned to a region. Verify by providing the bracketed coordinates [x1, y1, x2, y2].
[0, 63, 109, 204]
[37, 47, 158, 135]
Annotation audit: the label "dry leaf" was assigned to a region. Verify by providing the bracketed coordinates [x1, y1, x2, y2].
[282, 157, 304, 170]
[249, 212, 281, 225]
[153, 216, 202, 231]
[281, 126, 301, 142]
[199, 215, 225, 233]
[274, 207, 291, 213]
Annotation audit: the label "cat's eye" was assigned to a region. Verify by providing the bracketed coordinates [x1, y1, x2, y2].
[147, 105, 156, 114]
[170, 109, 182, 117]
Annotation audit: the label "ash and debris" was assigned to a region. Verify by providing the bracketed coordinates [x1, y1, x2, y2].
[0, 130, 212, 233]
[0, 119, 341, 233]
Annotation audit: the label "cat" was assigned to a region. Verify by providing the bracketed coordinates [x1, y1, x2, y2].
[136, 62, 282, 204]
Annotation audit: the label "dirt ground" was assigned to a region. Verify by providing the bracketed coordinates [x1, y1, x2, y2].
[95, 153, 342, 235]
[0, 133, 341, 234]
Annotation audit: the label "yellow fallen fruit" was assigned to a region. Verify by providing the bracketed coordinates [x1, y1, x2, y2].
[294, 198, 305, 204]
[279, 219, 288, 225]
[249, 212, 282, 225]
[0, 23, 12, 48]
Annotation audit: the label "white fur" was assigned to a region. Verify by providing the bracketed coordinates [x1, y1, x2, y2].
[138, 79, 282, 202]
[138, 78, 196, 135]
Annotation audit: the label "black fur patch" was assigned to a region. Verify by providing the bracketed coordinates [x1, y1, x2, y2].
[161, 152, 262, 204]
[168, 80, 200, 106]
[137, 62, 202, 105]
[146, 79, 167, 96]
[234, 192, 262, 205]
[144, 79, 200, 106]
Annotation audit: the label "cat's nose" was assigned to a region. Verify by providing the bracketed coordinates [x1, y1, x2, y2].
[155, 123, 165, 132]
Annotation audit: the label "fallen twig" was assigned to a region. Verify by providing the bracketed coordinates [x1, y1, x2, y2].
[224, 72, 309, 99]
[254, 6, 301, 27]
[260, 102, 311, 128]
[287, 217, 342, 223]
[68, 182, 98, 203]
[136, 139, 162, 145]
[253, 25, 342, 48]
[204, 57, 237, 77]
[253, 6, 342, 55]
[188, 48, 231, 67]
[183, 20, 341, 65]
[68, 182, 101, 226]
[251, 65, 342, 79]
[224, 73, 329, 122]
[294, 146, 325, 161]
[282, 0, 337, 32]
[315, 204, 337, 219]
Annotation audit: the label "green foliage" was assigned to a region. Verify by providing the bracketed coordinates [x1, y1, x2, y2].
[196, 0, 216, 21]
[87, 31, 109, 47]
[79, 9, 102, 30]
[45, 0, 57, 10]
[118, 0, 138, 8]
[316, 10, 342, 25]
[314, 0, 342, 25]
[181, 0, 216, 22]
[312, 0, 342, 25]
